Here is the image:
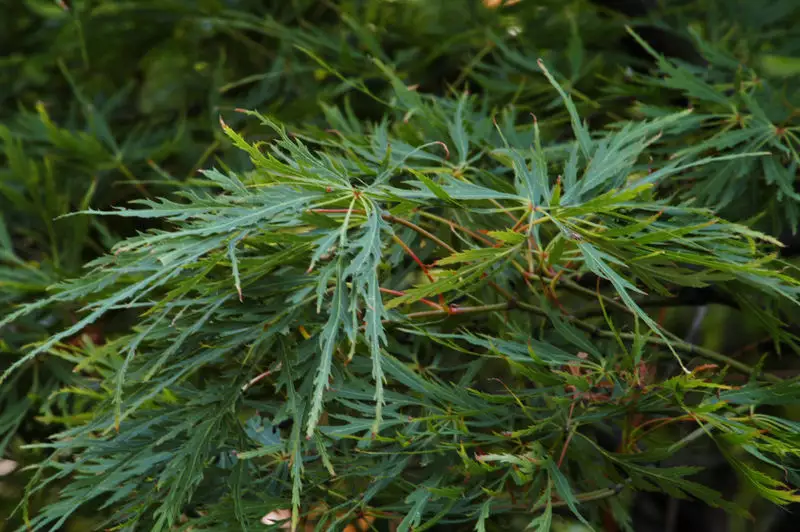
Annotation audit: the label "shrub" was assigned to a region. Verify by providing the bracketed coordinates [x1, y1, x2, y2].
[2, 1, 799, 531]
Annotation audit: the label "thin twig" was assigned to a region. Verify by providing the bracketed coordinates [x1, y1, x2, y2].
[493, 482, 630, 513]
[391, 300, 782, 383]
[384, 214, 456, 254]
[416, 210, 497, 247]
[379, 287, 443, 311]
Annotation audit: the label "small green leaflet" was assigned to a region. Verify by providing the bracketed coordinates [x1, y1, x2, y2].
[344, 209, 389, 433]
[546, 459, 594, 530]
[398, 487, 432, 532]
[538, 59, 593, 158]
[528, 482, 553, 531]
[307, 259, 350, 437]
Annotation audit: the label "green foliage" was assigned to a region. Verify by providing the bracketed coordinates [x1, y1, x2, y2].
[2, 0, 800, 531]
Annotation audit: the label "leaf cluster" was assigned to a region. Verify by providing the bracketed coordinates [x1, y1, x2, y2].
[2, 1, 800, 531]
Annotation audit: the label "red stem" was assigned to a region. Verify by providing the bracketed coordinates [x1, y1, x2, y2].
[379, 287, 443, 311]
